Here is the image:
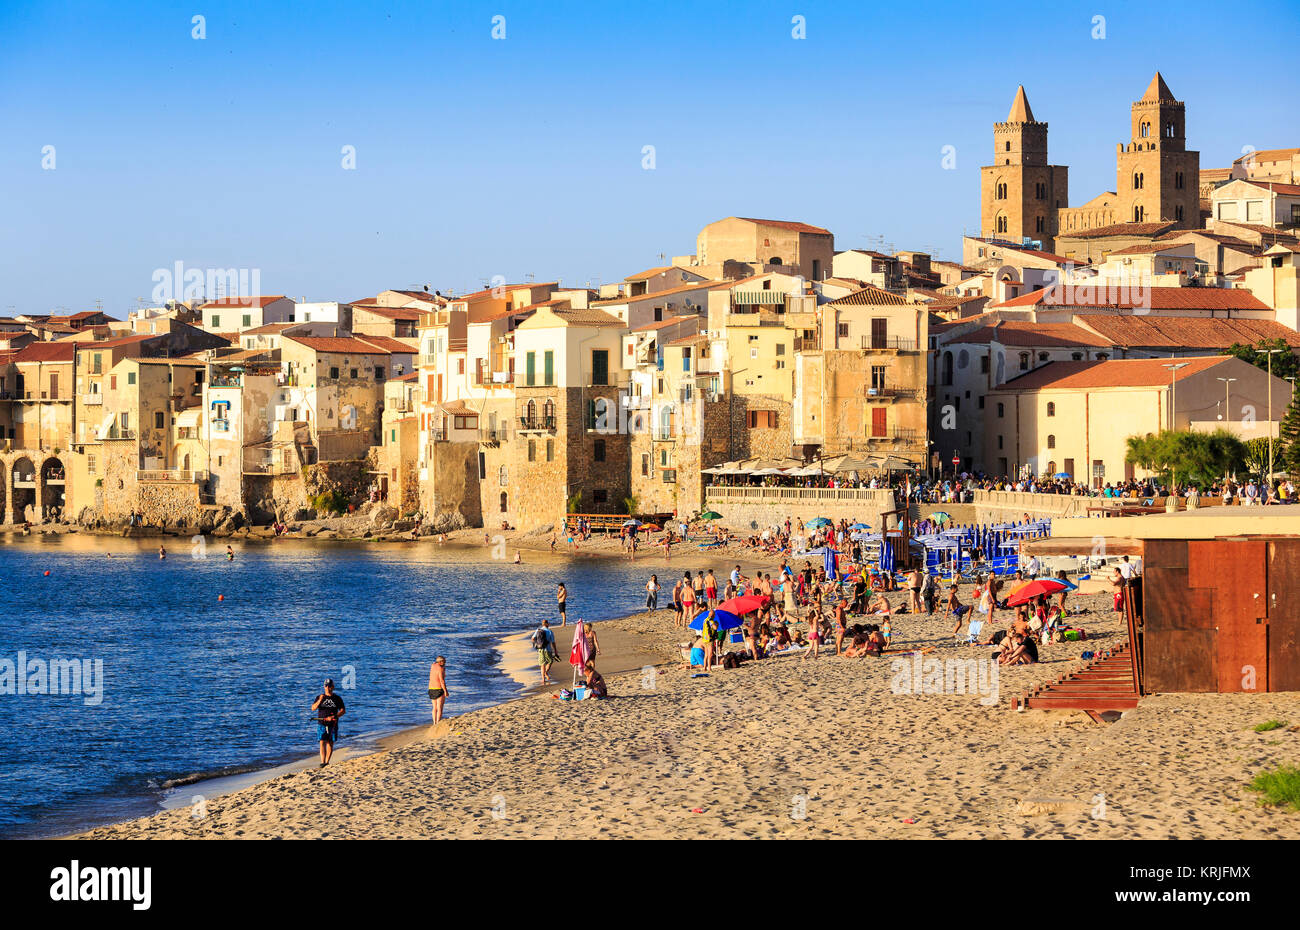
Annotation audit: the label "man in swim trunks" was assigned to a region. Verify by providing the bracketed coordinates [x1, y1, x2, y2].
[907, 568, 922, 613]
[428, 656, 448, 723]
[680, 572, 697, 624]
[556, 582, 568, 626]
[311, 678, 346, 766]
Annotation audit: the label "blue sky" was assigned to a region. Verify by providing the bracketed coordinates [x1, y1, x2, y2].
[2, 0, 1298, 314]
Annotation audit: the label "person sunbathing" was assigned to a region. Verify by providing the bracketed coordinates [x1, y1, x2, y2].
[868, 592, 892, 616]
[843, 634, 870, 657]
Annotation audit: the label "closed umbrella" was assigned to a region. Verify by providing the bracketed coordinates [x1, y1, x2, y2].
[880, 537, 895, 573]
[824, 547, 839, 582]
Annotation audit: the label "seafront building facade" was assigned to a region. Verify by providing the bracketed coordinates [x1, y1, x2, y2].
[8, 73, 1300, 529]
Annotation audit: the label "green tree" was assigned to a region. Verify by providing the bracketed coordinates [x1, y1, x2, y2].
[1280, 394, 1300, 475]
[1221, 338, 1300, 381]
[1125, 429, 1247, 486]
[1242, 437, 1272, 475]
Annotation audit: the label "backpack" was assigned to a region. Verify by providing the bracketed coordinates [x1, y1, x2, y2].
[530, 628, 549, 650]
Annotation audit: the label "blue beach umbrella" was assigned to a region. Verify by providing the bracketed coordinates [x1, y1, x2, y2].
[824, 547, 839, 582]
[689, 608, 744, 632]
[849, 522, 870, 530]
[806, 517, 833, 529]
[880, 538, 896, 573]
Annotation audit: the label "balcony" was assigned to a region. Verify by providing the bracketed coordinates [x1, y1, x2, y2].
[81, 393, 103, 405]
[732, 290, 786, 306]
[431, 428, 447, 441]
[102, 429, 138, 441]
[864, 386, 917, 401]
[862, 336, 917, 352]
[137, 469, 208, 483]
[479, 427, 510, 444]
[518, 415, 556, 432]
[865, 427, 920, 443]
[651, 427, 674, 442]
[418, 354, 440, 367]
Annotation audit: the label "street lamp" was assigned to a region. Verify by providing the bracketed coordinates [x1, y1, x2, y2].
[1262, 349, 1284, 479]
[1162, 362, 1190, 430]
[1217, 377, 1238, 425]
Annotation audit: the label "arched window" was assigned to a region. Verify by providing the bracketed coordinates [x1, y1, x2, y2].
[1133, 205, 1145, 222]
[1047, 460, 1056, 476]
[996, 215, 1008, 234]
[768, 256, 783, 265]
[543, 398, 555, 422]
[1096, 352, 1109, 361]
[1046, 402, 1056, 417]
[1140, 121, 1150, 138]
[525, 398, 537, 426]
[1047, 435, 1056, 449]
[1019, 352, 1030, 371]
[996, 182, 1007, 200]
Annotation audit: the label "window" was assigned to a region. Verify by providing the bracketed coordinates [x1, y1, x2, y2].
[1096, 353, 1109, 361]
[682, 347, 692, 371]
[837, 323, 849, 338]
[775, 343, 785, 356]
[376, 367, 386, 380]
[545, 350, 556, 386]
[747, 410, 778, 429]
[1047, 402, 1056, 417]
[87, 455, 96, 475]
[997, 435, 1004, 449]
[242, 314, 251, 328]
[456, 359, 464, 375]
[1019, 352, 1030, 371]
[1071, 352, 1083, 361]
[594, 439, 606, 462]
[546, 439, 554, 462]
[1035, 216, 1044, 233]
[127, 372, 135, 385]
[590, 349, 607, 386]
[1047, 434, 1056, 449]
[980, 355, 989, 374]
[525, 351, 536, 387]
[1175, 205, 1184, 222]
[350, 368, 358, 379]
[996, 215, 1007, 234]
[978, 396, 985, 409]
[154, 411, 165, 429]
[211, 315, 220, 328]
[870, 365, 886, 391]
[996, 182, 1007, 200]
[527, 440, 536, 462]
[1038, 352, 1049, 362]
[500, 492, 508, 513]
[329, 366, 340, 379]
[997, 403, 1005, 418]
[641, 453, 649, 476]
[750, 347, 758, 359]
[1175, 171, 1184, 190]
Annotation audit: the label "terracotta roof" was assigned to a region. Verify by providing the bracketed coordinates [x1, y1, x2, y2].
[594, 280, 721, 305]
[438, 401, 478, 416]
[470, 304, 542, 325]
[241, 322, 300, 336]
[450, 283, 557, 303]
[996, 356, 1230, 392]
[200, 295, 288, 308]
[549, 308, 625, 328]
[1057, 222, 1178, 240]
[631, 315, 699, 333]
[1156, 230, 1257, 249]
[992, 285, 1270, 312]
[949, 322, 1107, 348]
[356, 305, 423, 321]
[733, 217, 833, 236]
[1213, 221, 1300, 242]
[665, 333, 706, 347]
[1232, 180, 1300, 197]
[285, 336, 393, 354]
[82, 333, 158, 350]
[625, 266, 673, 281]
[392, 371, 419, 382]
[1075, 314, 1300, 349]
[827, 285, 910, 307]
[1107, 243, 1192, 256]
[357, 335, 417, 354]
[12, 342, 76, 364]
[1234, 148, 1300, 165]
[1200, 168, 1233, 181]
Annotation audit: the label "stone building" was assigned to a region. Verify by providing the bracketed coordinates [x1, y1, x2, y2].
[693, 217, 834, 282]
[980, 86, 1068, 249]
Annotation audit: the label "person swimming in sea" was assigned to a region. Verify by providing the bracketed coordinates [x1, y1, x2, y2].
[226, 545, 234, 561]
[158, 544, 166, 560]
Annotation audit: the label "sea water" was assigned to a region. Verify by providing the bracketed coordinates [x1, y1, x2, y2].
[0, 534, 656, 837]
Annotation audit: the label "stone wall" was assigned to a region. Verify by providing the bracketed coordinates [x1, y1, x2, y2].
[703, 487, 899, 533]
[728, 394, 793, 460]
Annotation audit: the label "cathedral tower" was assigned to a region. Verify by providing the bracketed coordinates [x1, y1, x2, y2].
[980, 87, 1069, 249]
[1115, 72, 1200, 227]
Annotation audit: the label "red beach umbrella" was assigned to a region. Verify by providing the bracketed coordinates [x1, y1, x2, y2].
[717, 594, 770, 615]
[1005, 578, 1070, 606]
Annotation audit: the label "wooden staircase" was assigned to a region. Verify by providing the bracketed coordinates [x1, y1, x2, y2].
[1010, 641, 1141, 719]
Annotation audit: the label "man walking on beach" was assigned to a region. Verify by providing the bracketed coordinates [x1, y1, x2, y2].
[532, 620, 558, 685]
[428, 656, 448, 723]
[311, 678, 346, 767]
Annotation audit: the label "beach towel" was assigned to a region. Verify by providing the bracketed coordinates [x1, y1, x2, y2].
[569, 620, 589, 666]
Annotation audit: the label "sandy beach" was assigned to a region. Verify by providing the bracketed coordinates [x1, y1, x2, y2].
[76, 582, 1300, 840]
